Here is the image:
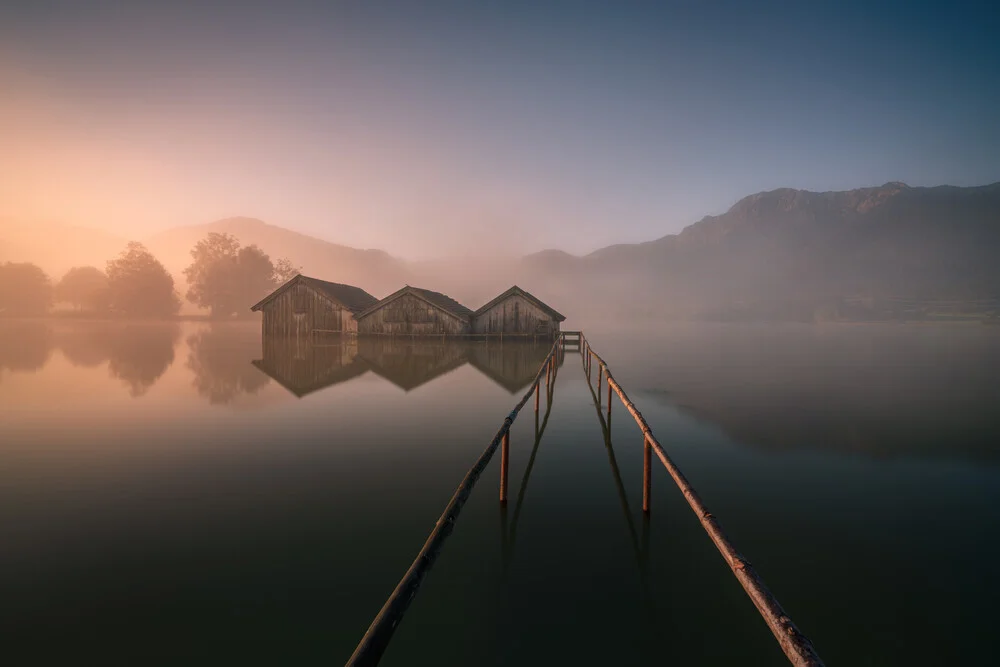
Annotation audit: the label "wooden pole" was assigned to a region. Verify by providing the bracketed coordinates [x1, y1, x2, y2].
[602, 370, 824, 667]
[597, 364, 603, 399]
[607, 382, 612, 425]
[500, 431, 510, 503]
[642, 436, 651, 513]
[346, 338, 560, 667]
[534, 381, 540, 412]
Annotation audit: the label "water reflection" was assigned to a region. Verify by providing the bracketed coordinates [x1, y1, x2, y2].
[467, 341, 561, 393]
[359, 338, 470, 392]
[0, 321, 54, 378]
[60, 323, 180, 397]
[253, 337, 368, 398]
[187, 326, 270, 404]
[252, 337, 562, 397]
[0, 320, 179, 396]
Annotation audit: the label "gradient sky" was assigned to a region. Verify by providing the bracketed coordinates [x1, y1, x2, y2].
[2, 0, 998, 259]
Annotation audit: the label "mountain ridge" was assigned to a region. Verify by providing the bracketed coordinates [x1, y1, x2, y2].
[3, 180, 999, 321]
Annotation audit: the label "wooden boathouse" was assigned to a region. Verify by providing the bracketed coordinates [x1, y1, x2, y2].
[252, 278, 565, 341]
[355, 286, 474, 336]
[250, 275, 378, 338]
[472, 285, 565, 337]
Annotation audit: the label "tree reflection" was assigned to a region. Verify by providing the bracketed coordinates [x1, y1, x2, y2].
[58, 325, 112, 367]
[187, 325, 270, 404]
[56, 323, 180, 397]
[0, 322, 54, 380]
[107, 324, 180, 397]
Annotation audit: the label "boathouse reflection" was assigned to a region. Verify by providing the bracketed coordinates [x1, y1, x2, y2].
[252, 337, 564, 397]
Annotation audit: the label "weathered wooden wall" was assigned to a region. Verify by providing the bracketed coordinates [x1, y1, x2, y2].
[260, 282, 357, 338]
[472, 294, 560, 336]
[357, 294, 471, 335]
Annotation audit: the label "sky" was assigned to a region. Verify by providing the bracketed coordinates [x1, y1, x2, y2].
[1, 0, 998, 259]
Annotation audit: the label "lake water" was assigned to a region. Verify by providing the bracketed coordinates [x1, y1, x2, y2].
[2, 320, 999, 665]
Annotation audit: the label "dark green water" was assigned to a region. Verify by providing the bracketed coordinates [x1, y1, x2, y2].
[1, 321, 998, 665]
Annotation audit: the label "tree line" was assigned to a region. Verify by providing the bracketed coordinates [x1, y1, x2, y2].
[0, 233, 299, 318]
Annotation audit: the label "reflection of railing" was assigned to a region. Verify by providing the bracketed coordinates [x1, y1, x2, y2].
[346, 336, 563, 667]
[580, 334, 824, 667]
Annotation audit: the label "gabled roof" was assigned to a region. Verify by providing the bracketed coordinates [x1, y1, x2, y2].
[250, 274, 379, 313]
[355, 285, 474, 321]
[473, 285, 566, 322]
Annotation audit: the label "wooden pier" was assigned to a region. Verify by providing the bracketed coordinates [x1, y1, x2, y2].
[346, 332, 823, 667]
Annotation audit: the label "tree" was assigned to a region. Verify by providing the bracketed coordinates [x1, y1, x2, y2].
[183, 233, 298, 318]
[55, 266, 109, 312]
[0, 262, 53, 316]
[272, 257, 300, 285]
[184, 233, 242, 318]
[106, 242, 180, 317]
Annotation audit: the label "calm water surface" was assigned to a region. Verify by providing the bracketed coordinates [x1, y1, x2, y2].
[2, 320, 999, 665]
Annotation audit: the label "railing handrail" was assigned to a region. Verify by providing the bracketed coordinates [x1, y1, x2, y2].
[580, 333, 824, 667]
[346, 337, 562, 666]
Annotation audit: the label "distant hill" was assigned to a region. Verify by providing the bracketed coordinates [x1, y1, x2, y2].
[144, 217, 409, 299]
[3, 182, 998, 322]
[541, 181, 1000, 323]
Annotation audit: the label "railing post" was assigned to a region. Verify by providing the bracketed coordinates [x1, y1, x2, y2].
[597, 364, 603, 399]
[642, 435, 651, 513]
[534, 381, 540, 412]
[500, 430, 510, 503]
[607, 382, 612, 425]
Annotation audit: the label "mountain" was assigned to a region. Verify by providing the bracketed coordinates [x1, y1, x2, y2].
[3, 181, 998, 322]
[143, 217, 409, 299]
[570, 182, 1000, 322]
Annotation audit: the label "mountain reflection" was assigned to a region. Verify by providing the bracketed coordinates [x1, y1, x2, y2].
[253, 337, 560, 397]
[187, 325, 270, 404]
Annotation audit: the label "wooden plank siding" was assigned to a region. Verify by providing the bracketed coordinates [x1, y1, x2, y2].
[260, 281, 357, 339]
[472, 293, 561, 337]
[356, 293, 471, 336]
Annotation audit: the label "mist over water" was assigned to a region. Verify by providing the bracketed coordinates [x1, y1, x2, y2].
[2, 320, 998, 665]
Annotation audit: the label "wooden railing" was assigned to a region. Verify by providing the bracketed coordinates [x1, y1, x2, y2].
[580, 333, 824, 667]
[345, 332, 823, 666]
[346, 336, 562, 666]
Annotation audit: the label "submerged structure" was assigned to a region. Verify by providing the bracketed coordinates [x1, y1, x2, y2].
[472, 285, 565, 337]
[252, 276, 565, 340]
[250, 275, 378, 337]
[355, 286, 475, 336]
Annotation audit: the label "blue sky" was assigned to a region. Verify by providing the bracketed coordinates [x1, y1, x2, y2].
[1, 0, 997, 258]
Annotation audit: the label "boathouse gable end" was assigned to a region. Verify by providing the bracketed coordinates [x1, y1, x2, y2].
[472, 286, 565, 337]
[355, 286, 473, 335]
[251, 275, 379, 337]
